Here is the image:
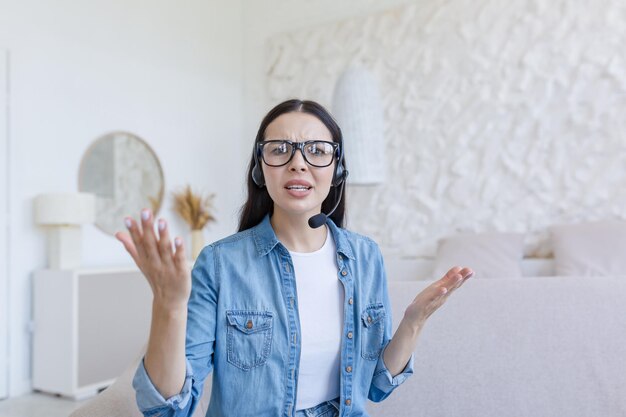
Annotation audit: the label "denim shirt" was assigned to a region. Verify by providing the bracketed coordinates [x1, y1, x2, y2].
[133, 214, 414, 417]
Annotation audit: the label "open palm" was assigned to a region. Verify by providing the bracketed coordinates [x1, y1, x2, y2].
[404, 266, 474, 325]
[115, 209, 191, 310]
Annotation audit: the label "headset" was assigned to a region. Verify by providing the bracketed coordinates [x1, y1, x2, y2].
[252, 140, 348, 228]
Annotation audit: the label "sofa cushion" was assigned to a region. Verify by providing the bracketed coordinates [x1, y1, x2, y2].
[550, 220, 626, 276]
[432, 232, 524, 279]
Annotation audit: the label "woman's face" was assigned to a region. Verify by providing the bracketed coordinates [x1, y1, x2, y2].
[262, 111, 336, 219]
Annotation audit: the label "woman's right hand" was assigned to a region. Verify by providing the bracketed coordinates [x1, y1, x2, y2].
[115, 208, 191, 311]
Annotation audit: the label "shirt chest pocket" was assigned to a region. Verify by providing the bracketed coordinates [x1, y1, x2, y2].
[361, 304, 386, 360]
[226, 310, 274, 371]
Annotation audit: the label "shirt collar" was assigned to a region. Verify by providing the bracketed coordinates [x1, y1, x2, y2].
[252, 213, 355, 260]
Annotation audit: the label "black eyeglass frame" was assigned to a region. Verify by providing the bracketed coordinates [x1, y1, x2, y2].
[257, 140, 340, 168]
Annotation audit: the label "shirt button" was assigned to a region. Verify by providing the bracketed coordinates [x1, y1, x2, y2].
[348, 297, 353, 305]
[246, 320, 253, 329]
[346, 366, 352, 373]
[347, 331, 353, 339]
[345, 399, 351, 406]
[367, 316, 372, 323]
[341, 270, 347, 276]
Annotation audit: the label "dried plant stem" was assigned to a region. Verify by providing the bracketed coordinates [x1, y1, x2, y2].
[171, 185, 216, 231]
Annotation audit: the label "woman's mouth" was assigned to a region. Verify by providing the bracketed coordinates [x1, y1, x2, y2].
[284, 181, 313, 197]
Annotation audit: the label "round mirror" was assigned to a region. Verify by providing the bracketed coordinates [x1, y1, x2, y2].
[78, 131, 164, 235]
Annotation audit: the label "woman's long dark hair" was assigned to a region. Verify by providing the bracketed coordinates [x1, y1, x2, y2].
[237, 99, 347, 232]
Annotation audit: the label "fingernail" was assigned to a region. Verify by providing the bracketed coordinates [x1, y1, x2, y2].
[441, 287, 448, 294]
[158, 219, 165, 231]
[141, 209, 150, 220]
[174, 237, 182, 247]
[125, 218, 132, 229]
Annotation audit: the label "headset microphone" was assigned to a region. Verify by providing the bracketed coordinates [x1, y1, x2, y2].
[308, 171, 348, 229]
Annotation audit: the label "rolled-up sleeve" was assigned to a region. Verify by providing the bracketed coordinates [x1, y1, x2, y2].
[369, 343, 415, 401]
[368, 244, 415, 402]
[132, 245, 218, 416]
[133, 358, 194, 413]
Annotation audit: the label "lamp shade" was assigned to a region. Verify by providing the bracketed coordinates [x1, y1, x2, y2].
[34, 193, 96, 225]
[331, 67, 385, 185]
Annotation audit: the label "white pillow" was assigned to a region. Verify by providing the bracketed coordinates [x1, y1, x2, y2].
[432, 232, 525, 279]
[550, 220, 626, 276]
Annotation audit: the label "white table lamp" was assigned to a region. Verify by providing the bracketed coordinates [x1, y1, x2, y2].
[34, 193, 96, 269]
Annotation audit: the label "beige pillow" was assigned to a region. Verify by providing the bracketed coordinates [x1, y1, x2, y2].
[550, 220, 626, 276]
[432, 232, 525, 279]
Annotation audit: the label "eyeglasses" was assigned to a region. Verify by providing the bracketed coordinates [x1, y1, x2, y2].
[257, 140, 339, 168]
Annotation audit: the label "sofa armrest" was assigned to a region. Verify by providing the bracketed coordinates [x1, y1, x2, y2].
[70, 346, 212, 417]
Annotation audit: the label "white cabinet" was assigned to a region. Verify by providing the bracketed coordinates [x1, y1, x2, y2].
[33, 267, 153, 399]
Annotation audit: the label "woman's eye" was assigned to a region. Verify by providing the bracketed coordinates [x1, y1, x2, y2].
[270, 144, 289, 154]
[307, 143, 330, 156]
[308, 144, 326, 155]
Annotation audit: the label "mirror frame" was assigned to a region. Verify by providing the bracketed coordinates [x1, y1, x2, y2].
[78, 130, 165, 235]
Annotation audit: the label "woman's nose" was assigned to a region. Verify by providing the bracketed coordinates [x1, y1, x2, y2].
[288, 148, 308, 172]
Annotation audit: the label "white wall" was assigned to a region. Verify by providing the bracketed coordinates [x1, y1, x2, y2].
[245, 0, 626, 259]
[0, 49, 9, 400]
[242, 0, 414, 145]
[0, 0, 244, 396]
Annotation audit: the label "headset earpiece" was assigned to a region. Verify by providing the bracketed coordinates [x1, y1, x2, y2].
[252, 145, 265, 187]
[332, 144, 347, 187]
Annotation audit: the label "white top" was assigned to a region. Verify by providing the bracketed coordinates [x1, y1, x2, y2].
[289, 227, 343, 410]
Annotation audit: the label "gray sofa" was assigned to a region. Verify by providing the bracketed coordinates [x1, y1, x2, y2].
[71, 276, 626, 417]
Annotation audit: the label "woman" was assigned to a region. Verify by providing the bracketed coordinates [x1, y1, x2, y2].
[116, 99, 473, 417]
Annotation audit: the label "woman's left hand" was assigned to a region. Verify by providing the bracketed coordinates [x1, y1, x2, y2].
[382, 266, 474, 376]
[403, 266, 474, 327]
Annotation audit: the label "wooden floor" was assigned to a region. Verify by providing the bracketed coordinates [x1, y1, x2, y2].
[0, 392, 88, 417]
